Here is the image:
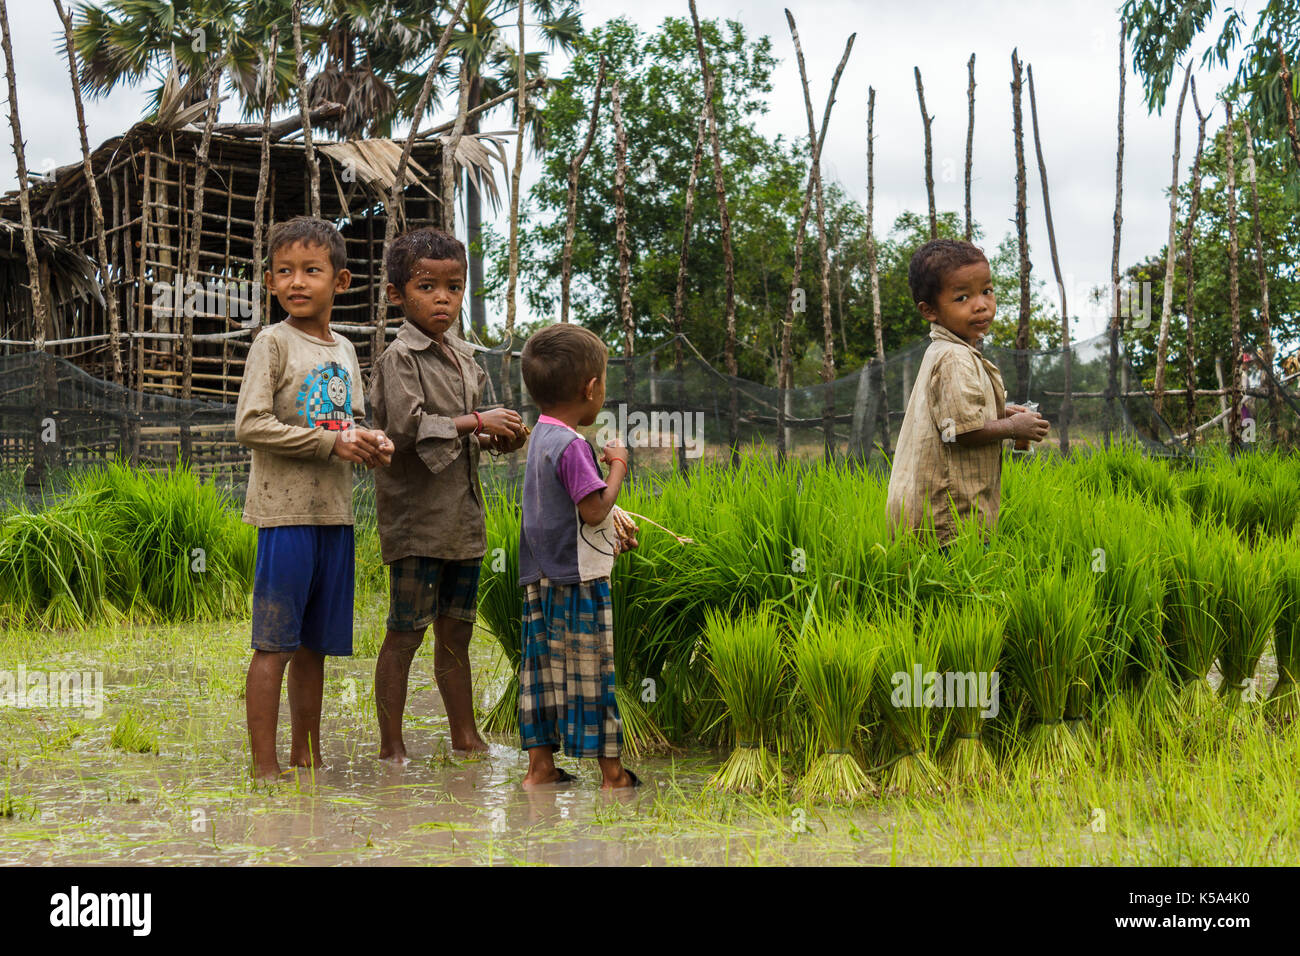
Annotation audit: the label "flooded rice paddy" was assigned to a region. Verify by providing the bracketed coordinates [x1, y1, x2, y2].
[2, 598, 1298, 866]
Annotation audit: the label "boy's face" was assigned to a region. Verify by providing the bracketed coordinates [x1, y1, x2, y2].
[387, 257, 465, 339]
[919, 260, 996, 344]
[266, 240, 350, 321]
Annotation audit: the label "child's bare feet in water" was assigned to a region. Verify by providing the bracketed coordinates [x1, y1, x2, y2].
[522, 747, 574, 788]
[377, 746, 411, 766]
[451, 733, 490, 754]
[598, 756, 640, 790]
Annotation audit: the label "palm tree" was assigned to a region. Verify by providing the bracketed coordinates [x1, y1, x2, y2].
[448, 0, 581, 339]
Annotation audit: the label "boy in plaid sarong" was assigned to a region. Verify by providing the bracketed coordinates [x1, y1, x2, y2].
[517, 324, 640, 790]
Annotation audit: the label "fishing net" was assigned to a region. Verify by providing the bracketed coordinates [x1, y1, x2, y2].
[3, 328, 1297, 510]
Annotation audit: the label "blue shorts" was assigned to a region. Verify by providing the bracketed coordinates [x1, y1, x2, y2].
[251, 525, 355, 656]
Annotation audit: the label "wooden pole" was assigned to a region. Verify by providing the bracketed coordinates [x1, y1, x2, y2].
[1105, 21, 1125, 448]
[1010, 50, 1031, 398]
[55, 0, 122, 387]
[788, 12, 855, 461]
[560, 57, 606, 324]
[915, 66, 937, 240]
[867, 86, 890, 455]
[1278, 44, 1300, 170]
[251, 25, 280, 341]
[377, 0, 463, 357]
[964, 54, 975, 243]
[1182, 80, 1210, 446]
[1152, 62, 1192, 415]
[611, 78, 634, 467]
[1242, 115, 1279, 443]
[1224, 98, 1242, 449]
[688, 0, 738, 463]
[777, 15, 852, 463]
[1027, 64, 1071, 454]
[291, 0, 321, 218]
[503, 0, 525, 418]
[672, 104, 709, 475]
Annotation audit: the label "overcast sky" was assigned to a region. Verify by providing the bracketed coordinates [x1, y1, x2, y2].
[2, 0, 1240, 341]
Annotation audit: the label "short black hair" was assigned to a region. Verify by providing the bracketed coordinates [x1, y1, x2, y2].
[907, 239, 989, 306]
[522, 324, 608, 408]
[385, 228, 467, 292]
[268, 217, 346, 272]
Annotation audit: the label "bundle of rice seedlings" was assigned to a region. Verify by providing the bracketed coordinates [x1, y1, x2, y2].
[704, 605, 786, 793]
[477, 496, 523, 734]
[791, 614, 879, 802]
[1002, 565, 1097, 777]
[933, 601, 1004, 786]
[1159, 523, 1227, 715]
[1267, 544, 1300, 722]
[0, 507, 109, 628]
[1217, 538, 1285, 706]
[870, 608, 947, 795]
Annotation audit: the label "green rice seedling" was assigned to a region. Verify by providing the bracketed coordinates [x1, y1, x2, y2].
[477, 496, 523, 734]
[0, 506, 108, 628]
[1002, 565, 1098, 776]
[1267, 542, 1300, 722]
[870, 607, 947, 795]
[704, 606, 786, 794]
[933, 601, 1005, 786]
[791, 613, 880, 802]
[1159, 521, 1228, 715]
[1216, 537, 1285, 706]
[110, 710, 159, 755]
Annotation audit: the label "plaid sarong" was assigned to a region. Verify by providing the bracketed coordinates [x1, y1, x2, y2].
[518, 576, 622, 759]
[386, 556, 482, 631]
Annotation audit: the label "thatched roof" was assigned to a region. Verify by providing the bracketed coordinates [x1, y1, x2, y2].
[0, 219, 103, 308]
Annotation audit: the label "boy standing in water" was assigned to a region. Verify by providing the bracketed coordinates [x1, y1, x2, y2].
[517, 323, 639, 790]
[370, 229, 528, 761]
[886, 239, 1049, 544]
[236, 217, 392, 781]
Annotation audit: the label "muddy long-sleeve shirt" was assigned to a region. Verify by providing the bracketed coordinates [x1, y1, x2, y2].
[234, 321, 366, 527]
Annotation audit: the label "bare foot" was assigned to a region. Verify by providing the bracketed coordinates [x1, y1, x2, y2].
[377, 748, 411, 766]
[600, 769, 639, 791]
[521, 767, 574, 789]
[288, 756, 329, 771]
[252, 763, 282, 783]
[451, 735, 490, 754]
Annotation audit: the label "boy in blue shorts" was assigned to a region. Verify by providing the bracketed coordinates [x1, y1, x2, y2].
[369, 228, 527, 761]
[517, 323, 639, 790]
[235, 217, 392, 781]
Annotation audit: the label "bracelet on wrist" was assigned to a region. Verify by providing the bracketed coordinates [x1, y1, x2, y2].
[472, 411, 484, 435]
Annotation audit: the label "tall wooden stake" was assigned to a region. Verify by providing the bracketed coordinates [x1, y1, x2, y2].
[965, 54, 976, 242]
[688, 0, 738, 463]
[1224, 98, 1242, 449]
[292, 0, 321, 218]
[560, 57, 606, 324]
[1152, 62, 1192, 415]
[611, 79, 634, 467]
[1010, 50, 1031, 397]
[1243, 115, 1279, 442]
[252, 25, 280, 339]
[672, 98, 709, 475]
[1027, 64, 1070, 454]
[502, 0, 526, 420]
[789, 12, 855, 460]
[867, 86, 890, 454]
[915, 66, 937, 240]
[1181, 80, 1210, 445]
[1105, 21, 1125, 448]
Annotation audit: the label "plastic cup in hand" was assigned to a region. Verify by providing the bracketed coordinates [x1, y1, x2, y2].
[1014, 401, 1040, 451]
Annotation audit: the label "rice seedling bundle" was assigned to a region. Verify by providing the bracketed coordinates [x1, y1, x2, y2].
[869, 608, 947, 794]
[1216, 538, 1285, 706]
[933, 601, 1005, 786]
[1267, 542, 1300, 721]
[792, 614, 879, 802]
[1002, 566, 1098, 776]
[478, 495, 523, 734]
[1159, 523, 1228, 714]
[704, 606, 787, 793]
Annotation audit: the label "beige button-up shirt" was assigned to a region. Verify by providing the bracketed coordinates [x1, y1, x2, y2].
[886, 323, 1007, 543]
[370, 322, 489, 563]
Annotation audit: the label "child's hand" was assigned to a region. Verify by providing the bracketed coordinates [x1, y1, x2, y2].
[601, 439, 629, 471]
[332, 427, 390, 467]
[612, 506, 639, 555]
[1009, 410, 1050, 444]
[481, 408, 527, 442]
[370, 429, 394, 466]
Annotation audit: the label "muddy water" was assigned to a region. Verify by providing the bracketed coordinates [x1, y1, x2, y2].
[0, 616, 896, 866]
